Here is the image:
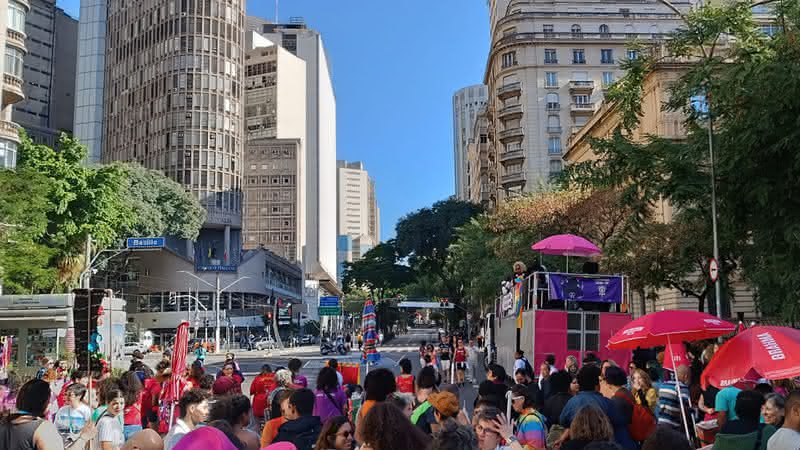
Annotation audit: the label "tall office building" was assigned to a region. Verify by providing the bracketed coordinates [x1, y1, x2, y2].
[243, 33, 307, 263]
[484, 0, 685, 200]
[13, 0, 77, 147]
[250, 20, 338, 291]
[466, 106, 493, 209]
[95, 0, 246, 267]
[336, 160, 379, 260]
[452, 84, 487, 201]
[0, 0, 29, 168]
[73, 0, 106, 163]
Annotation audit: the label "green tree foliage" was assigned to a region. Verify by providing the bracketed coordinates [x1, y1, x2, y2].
[341, 240, 411, 299]
[395, 199, 483, 298]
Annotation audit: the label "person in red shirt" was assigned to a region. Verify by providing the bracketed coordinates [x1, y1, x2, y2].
[57, 370, 87, 408]
[186, 361, 205, 390]
[120, 370, 145, 439]
[395, 358, 415, 394]
[142, 360, 169, 429]
[250, 364, 275, 430]
[454, 339, 468, 387]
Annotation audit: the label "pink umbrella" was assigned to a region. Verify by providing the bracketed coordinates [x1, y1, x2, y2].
[532, 234, 601, 272]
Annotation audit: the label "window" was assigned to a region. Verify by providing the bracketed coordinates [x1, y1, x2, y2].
[548, 137, 562, 154]
[602, 72, 615, 87]
[760, 24, 781, 36]
[601, 49, 614, 64]
[627, 49, 639, 60]
[571, 24, 582, 37]
[599, 24, 610, 36]
[7, 1, 26, 33]
[544, 49, 558, 64]
[545, 72, 558, 88]
[543, 24, 554, 37]
[573, 94, 590, 105]
[501, 51, 517, 68]
[572, 49, 586, 64]
[549, 159, 563, 174]
[0, 139, 17, 169]
[546, 93, 560, 109]
[4, 47, 24, 78]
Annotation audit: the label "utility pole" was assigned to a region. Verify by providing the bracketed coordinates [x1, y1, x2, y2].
[81, 234, 92, 289]
[215, 273, 221, 353]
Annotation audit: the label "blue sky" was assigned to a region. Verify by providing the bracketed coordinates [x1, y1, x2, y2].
[58, 1, 489, 241]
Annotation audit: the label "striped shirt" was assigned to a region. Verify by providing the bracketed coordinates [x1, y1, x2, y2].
[656, 380, 691, 430]
[516, 408, 547, 450]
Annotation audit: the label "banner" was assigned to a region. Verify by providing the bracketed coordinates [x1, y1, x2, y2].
[547, 274, 623, 303]
[514, 276, 524, 329]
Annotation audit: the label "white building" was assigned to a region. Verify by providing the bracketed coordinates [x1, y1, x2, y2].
[336, 160, 380, 261]
[452, 85, 488, 201]
[250, 19, 340, 299]
[0, 0, 30, 168]
[484, 0, 686, 199]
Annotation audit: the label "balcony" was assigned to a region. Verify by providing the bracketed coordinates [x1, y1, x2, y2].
[6, 29, 26, 52]
[569, 80, 595, 94]
[501, 172, 526, 187]
[497, 103, 523, 120]
[499, 149, 525, 164]
[570, 103, 595, 115]
[546, 126, 563, 134]
[546, 103, 561, 112]
[497, 127, 523, 142]
[497, 82, 521, 100]
[3, 74, 24, 105]
[0, 120, 20, 144]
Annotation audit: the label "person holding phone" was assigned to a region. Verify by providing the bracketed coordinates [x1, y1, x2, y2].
[96, 389, 126, 450]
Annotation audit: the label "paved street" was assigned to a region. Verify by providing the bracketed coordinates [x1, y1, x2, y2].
[148, 328, 485, 414]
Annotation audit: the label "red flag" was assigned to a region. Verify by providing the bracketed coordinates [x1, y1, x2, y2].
[164, 321, 190, 402]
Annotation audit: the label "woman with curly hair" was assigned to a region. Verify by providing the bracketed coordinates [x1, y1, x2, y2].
[359, 402, 428, 450]
[630, 369, 658, 414]
[561, 405, 614, 450]
[313, 415, 353, 450]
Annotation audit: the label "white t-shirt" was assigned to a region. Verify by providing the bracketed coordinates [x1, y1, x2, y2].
[55, 404, 92, 441]
[767, 428, 800, 450]
[97, 415, 125, 449]
[164, 419, 193, 450]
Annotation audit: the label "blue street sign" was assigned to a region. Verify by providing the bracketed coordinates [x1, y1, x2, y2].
[126, 237, 165, 249]
[319, 296, 340, 306]
[196, 265, 238, 272]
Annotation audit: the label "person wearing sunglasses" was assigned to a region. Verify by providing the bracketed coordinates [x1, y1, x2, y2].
[313, 415, 354, 450]
[510, 384, 547, 450]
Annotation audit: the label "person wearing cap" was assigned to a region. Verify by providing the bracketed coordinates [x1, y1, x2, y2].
[429, 391, 460, 429]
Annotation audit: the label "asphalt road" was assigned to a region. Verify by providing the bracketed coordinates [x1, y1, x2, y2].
[196, 327, 485, 414]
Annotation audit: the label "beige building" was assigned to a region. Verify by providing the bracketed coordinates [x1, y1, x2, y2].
[337, 160, 380, 260]
[453, 85, 488, 201]
[0, 0, 29, 168]
[242, 33, 308, 264]
[564, 54, 760, 320]
[484, 0, 686, 201]
[466, 106, 494, 209]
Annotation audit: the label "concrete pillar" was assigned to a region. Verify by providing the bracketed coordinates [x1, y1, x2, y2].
[186, 239, 194, 261]
[224, 226, 231, 264]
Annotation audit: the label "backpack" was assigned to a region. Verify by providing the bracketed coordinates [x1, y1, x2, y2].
[615, 389, 656, 441]
[521, 357, 534, 377]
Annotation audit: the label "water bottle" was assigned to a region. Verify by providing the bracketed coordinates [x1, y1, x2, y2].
[350, 390, 362, 424]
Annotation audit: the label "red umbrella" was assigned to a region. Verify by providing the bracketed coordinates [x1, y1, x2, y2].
[607, 310, 736, 349]
[531, 234, 602, 257]
[701, 326, 800, 389]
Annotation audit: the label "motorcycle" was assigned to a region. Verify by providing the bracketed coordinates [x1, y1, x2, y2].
[320, 338, 348, 355]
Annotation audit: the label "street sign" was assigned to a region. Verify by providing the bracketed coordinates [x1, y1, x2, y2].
[319, 296, 340, 307]
[397, 301, 454, 309]
[709, 258, 719, 283]
[126, 237, 165, 249]
[318, 306, 342, 316]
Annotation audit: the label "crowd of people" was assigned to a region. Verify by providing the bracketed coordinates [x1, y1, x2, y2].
[0, 339, 798, 450]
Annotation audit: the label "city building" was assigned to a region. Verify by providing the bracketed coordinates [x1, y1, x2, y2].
[242, 33, 307, 264]
[452, 84, 488, 200]
[564, 48, 760, 320]
[336, 234, 352, 282]
[249, 19, 340, 297]
[97, 0, 246, 269]
[337, 160, 380, 258]
[73, 0, 105, 163]
[0, 0, 30, 168]
[466, 105, 494, 209]
[12, 0, 77, 147]
[483, 0, 685, 201]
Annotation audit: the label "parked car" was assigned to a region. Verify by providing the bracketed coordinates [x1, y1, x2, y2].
[300, 335, 316, 345]
[254, 337, 276, 351]
[123, 342, 148, 355]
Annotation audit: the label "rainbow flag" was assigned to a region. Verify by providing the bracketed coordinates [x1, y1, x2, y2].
[514, 276, 524, 329]
[361, 299, 381, 363]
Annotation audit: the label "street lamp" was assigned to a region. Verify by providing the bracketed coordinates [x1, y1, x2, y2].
[177, 270, 250, 353]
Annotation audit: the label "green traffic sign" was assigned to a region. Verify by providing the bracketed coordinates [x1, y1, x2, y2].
[318, 306, 341, 316]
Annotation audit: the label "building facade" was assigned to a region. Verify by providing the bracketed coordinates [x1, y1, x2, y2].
[242, 34, 307, 264]
[73, 0, 105, 163]
[336, 160, 380, 259]
[0, 0, 29, 168]
[12, 0, 76, 147]
[484, 0, 685, 201]
[452, 84, 488, 200]
[368, 177, 379, 246]
[466, 106, 494, 209]
[250, 20, 339, 292]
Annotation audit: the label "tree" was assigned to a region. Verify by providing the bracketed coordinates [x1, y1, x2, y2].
[341, 240, 412, 299]
[395, 199, 482, 299]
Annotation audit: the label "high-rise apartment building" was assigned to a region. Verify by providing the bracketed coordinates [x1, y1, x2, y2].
[96, 0, 246, 267]
[243, 33, 307, 263]
[336, 160, 380, 260]
[0, 0, 29, 168]
[13, 0, 76, 147]
[250, 20, 338, 290]
[452, 84, 487, 201]
[484, 0, 685, 201]
[466, 106, 493, 209]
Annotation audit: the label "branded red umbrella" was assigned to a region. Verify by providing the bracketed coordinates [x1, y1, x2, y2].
[701, 326, 800, 389]
[608, 310, 735, 441]
[607, 310, 736, 349]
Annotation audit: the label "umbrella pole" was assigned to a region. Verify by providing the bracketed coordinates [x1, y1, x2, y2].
[669, 336, 692, 443]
